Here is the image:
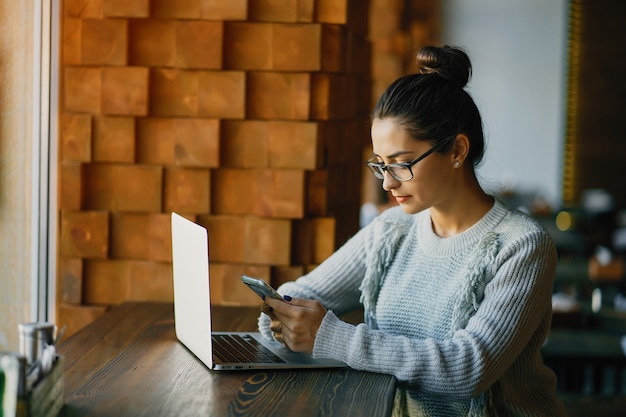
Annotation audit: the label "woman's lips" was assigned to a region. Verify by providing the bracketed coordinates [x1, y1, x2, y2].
[393, 195, 410, 204]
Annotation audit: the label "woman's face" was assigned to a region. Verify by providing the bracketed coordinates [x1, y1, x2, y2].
[370, 118, 456, 215]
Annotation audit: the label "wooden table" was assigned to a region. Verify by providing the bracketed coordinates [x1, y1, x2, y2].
[57, 302, 396, 417]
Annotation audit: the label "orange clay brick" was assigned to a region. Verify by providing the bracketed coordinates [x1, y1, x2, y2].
[83, 259, 173, 304]
[199, 215, 291, 266]
[83, 164, 115, 210]
[126, 261, 173, 302]
[272, 23, 322, 71]
[291, 218, 336, 264]
[115, 165, 163, 212]
[60, 210, 109, 259]
[147, 213, 172, 262]
[102, 0, 149, 17]
[243, 216, 291, 265]
[83, 260, 126, 305]
[174, 118, 220, 168]
[271, 265, 305, 288]
[321, 24, 347, 73]
[212, 168, 304, 218]
[223, 22, 272, 70]
[176, 21, 223, 69]
[315, 0, 349, 24]
[316, 0, 367, 36]
[64, 66, 101, 113]
[297, 0, 315, 22]
[59, 163, 84, 210]
[128, 19, 176, 67]
[101, 66, 149, 116]
[318, 121, 343, 166]
[150, 69, 199, 116]
[310, 217, 336, 263]
[152, 0, 202, 18]
[63, 18, 81, 65]
[255, 169, 305, 218]
[225, 23, 323, 71]
[312, 74, 355, 120]
[164, 167, 211, 214]
[64, 0, 102, 18]
[202, 0, 248, 20]
[198, 215, 245, 263]
[61, 113, 92, 162]
[220, 120, 270, 168]
[246, 72, 310, 120]
[268, 121, 321, 169]
[83, 164, 163, 212]
[197, 71, 245, 119]
[305, 170, 329, 216]
[137, 118, 219, 167]
[110, 213, 151, 259]
[110, 213, 173, 262]
[209, 263, 271, 306]
[58, 304, 109, 339]
[81, 18, 128, 66]
[60, 258, 83, 304]
[248, 0, 303, 22]
[93, 116, 135, 162]
[136, 118, 176, 165]
[210, 169, 255, 215]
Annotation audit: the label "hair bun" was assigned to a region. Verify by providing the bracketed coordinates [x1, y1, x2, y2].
[415, 45, 472, 87]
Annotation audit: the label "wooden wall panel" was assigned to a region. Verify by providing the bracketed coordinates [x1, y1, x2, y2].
[57, 0, 444, 337]
[93, 116, 136, 162]
[61, 113, 92, 162]
[80, 18, 128, 66]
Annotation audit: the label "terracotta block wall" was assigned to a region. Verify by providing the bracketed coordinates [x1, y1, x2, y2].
[57, 0, 373, 336]
[362, 0, 441, 204]
[369, 0, 441, 106]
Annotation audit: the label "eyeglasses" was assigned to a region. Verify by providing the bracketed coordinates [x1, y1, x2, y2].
[366, 135, 455, 182]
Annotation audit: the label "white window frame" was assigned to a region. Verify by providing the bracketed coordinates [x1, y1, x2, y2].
[32, 0, 60, 322]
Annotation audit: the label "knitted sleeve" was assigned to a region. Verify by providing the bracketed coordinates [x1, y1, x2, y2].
[312, 224, 557, 399]
[258, 207, 411, 339]
[258, 213, 377, 339]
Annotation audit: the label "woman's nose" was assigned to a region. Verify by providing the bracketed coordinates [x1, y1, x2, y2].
[382, 171, 399, 192]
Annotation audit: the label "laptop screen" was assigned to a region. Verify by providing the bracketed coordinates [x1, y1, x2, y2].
[171, 212, 214, 368]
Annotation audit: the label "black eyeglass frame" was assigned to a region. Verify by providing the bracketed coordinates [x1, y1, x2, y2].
[366, 134, 456, 182]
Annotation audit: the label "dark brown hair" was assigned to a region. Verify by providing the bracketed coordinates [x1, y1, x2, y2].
[372, 45, 485, 167]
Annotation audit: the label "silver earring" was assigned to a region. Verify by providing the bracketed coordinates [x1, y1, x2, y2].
[454, 161, 461, 168]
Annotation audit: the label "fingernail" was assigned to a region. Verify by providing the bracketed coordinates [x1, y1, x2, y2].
[283, 295, 292, 302]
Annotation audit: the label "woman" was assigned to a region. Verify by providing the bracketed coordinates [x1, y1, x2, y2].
[260, 45, 566, 416]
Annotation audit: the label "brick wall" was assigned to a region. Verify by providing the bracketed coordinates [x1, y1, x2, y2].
[363, 0, 441, 204]
[57, 0, 373, 336]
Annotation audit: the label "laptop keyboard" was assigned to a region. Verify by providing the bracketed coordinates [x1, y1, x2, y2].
[212, 334, 286, 364]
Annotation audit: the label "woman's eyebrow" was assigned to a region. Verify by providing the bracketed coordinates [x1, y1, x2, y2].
[372, 150, 414, 160]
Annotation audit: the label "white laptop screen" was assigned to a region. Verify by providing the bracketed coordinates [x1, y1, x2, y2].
[171, 212, 214, 368]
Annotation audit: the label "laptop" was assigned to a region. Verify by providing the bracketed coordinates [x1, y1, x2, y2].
[170, 212, 346, 371]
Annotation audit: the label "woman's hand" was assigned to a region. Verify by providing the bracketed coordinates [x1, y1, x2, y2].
[262, 296, 327, 354]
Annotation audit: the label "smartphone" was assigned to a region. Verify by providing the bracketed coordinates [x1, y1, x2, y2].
[241, 275, 283, 301]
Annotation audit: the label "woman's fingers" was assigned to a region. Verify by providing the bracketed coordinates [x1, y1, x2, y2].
[263, 297, 327, 353]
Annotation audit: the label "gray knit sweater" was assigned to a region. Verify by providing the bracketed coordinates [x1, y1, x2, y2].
[259, 199, 567, 416]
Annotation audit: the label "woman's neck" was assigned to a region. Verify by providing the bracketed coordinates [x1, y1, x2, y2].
[429, 177, 494, 238]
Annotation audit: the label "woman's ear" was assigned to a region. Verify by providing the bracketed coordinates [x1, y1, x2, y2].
[451, 134, 470, 166]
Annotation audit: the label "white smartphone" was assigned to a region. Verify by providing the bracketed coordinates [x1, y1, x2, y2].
[241, 275, 282, 301]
